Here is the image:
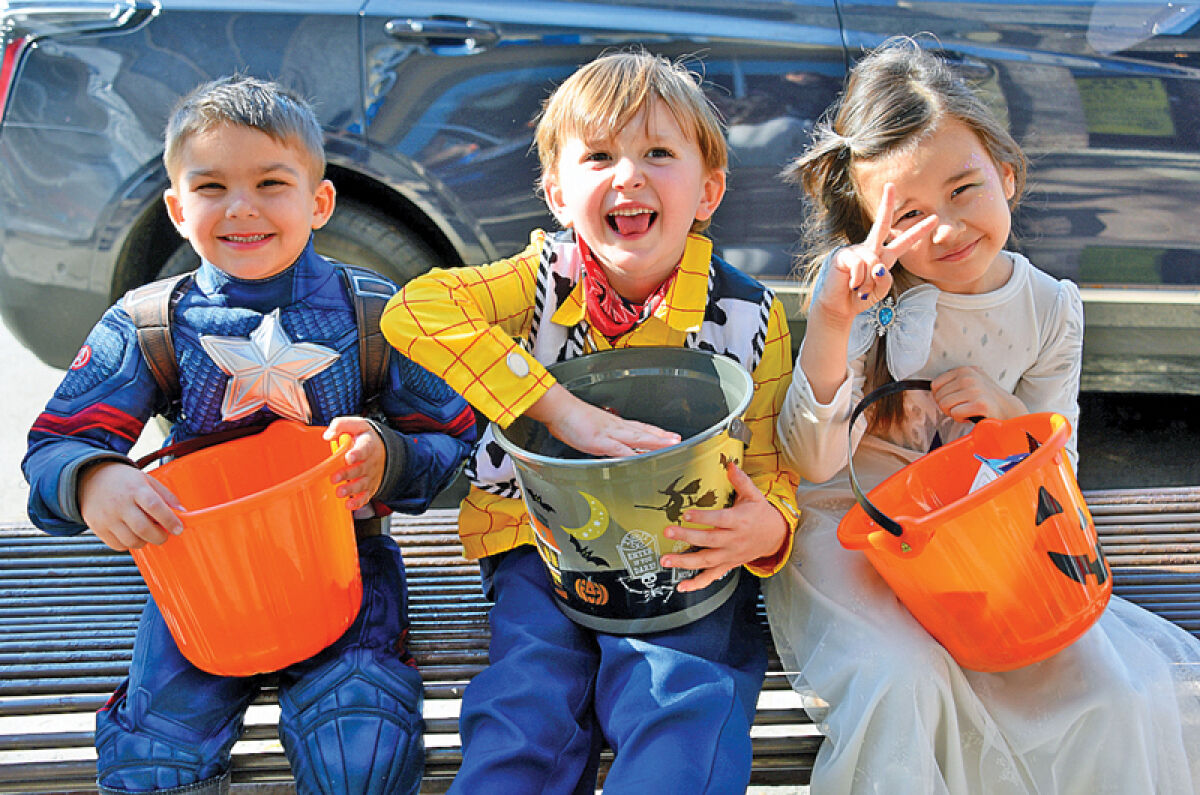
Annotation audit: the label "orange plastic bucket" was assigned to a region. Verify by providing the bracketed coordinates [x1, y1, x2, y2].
[837, 381, 1111, 672]
[132, 420, 361, 676]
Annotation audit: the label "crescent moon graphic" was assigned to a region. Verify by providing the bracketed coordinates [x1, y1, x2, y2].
[561, 491, 610, 541]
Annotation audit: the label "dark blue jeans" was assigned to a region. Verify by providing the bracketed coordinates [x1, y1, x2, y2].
[451, 545, 767, 794]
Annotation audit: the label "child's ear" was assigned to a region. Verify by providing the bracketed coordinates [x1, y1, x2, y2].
[163, 188, 188, 237]
[311, 179, 336, 230]
[694, 169, 727, 223]
[1000, 162, 1016, 202]
[542, 174, 573, 228]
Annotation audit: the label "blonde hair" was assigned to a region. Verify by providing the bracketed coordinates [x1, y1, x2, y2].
[163, 74, 325, 183]
[534, 50, 727, 232]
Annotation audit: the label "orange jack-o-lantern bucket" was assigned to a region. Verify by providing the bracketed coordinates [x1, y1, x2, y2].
[837, 381, 1111, 672]
[131, 420, 361, 676]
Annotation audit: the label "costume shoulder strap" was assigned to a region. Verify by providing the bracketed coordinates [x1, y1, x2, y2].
[335, 263, 394, 400]
[123, 272, 193, 404]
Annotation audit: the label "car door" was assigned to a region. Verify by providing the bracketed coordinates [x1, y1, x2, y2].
[358, 0, 846, 282]
[835, 0, 1200, 392]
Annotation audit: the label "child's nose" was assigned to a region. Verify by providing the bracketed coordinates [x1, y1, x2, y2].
[612, 157, 645, 190]
[225, 193, 259, 218]
[932, 216, 962, 245]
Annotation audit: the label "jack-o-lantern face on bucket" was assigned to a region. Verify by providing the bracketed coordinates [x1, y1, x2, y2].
[575, 578, 610, 606]
[1035, 485, 1110, 586]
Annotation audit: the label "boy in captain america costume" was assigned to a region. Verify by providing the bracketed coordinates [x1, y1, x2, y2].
[22, 75, 476, 795]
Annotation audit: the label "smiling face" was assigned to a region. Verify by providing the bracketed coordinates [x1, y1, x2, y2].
[853, 117, 1016, 295]
[163, 123, 335, 281]
[543, 101, 726, 302]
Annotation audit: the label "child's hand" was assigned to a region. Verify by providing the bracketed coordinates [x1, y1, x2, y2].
[79, 461, 184, 551]
[812, 182, 939, 325]
[324, 417, 385, 512]
[931, 366, 1028, 423]
[528, 384, 680, 458]
[660, 462, 787, 592]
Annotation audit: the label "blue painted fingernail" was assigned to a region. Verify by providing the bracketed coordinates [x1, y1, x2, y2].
[860, 292, 870, 300]
[873, 265, 886, 278]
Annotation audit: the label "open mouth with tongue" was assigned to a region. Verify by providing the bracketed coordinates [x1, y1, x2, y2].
[607, 208, 657, 236]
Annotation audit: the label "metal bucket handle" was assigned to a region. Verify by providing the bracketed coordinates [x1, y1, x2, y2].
[847, 379, 985, 538]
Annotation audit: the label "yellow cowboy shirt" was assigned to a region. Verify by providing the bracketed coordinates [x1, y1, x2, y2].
[381, 229, 799, 576]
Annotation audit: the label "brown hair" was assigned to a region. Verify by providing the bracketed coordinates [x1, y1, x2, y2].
[164, 74, 325, 183]
[787, 36, 1027, 429]
[534, 49, 727, 233]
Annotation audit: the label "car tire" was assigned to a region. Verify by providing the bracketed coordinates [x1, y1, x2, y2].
[156, 197, 441, 285]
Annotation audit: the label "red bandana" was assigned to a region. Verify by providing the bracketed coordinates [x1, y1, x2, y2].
[577, 236, 675, 339]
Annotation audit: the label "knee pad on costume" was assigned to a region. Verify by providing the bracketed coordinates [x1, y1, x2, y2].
[279, 646, 424, 795]
[95, 686, 238, 793]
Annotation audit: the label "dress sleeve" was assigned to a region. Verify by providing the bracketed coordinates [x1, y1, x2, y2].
[776, 333, 872, 486]
[1015, 276, 1084, 465]
[380, 231, 556, 428]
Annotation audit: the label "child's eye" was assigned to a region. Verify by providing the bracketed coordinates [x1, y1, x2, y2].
[584, 151, 611, 163]
[259, 178, 289, 188]
[951, 183, 979, 198]
[896, 209, 923, 223]
[195, 182, 224, 193]
[647, 147, 673, 159]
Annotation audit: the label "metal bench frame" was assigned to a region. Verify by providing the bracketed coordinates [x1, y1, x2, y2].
[3, 488, 1198, 793]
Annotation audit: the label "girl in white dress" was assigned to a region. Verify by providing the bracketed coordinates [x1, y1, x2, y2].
[767, 37, 1200, 794]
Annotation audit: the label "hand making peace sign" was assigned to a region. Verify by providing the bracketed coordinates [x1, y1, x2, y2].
[812, 182, 940, 324]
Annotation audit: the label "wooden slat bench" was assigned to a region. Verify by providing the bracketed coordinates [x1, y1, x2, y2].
[2, 486, 1198, 793]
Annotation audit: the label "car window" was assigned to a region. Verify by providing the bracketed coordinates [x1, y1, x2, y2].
[360, 0, 845, 276]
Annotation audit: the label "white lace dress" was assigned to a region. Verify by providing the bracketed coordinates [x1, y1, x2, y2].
[765, 252, 1200, 794]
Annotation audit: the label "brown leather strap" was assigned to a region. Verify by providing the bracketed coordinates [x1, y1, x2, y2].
[125, 265, 390, 410]
[354, 516, 386, 539]
[123, 272, 193, 405]
[336, 265, 394, 402]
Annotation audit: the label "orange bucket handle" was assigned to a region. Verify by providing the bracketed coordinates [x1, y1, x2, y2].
[135, 423, 271, 470]
[847, 380, 986, 539]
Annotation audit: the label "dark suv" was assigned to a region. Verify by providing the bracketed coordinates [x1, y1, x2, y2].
[2, 0, 1199, 393]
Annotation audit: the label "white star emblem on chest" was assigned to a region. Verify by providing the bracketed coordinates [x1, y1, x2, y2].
[200, 309, 339, 423]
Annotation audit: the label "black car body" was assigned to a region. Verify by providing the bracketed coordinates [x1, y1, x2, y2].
[2, 0, 1199, 393]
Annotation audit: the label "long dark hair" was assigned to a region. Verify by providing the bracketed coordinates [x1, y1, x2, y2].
[786, 36, 1026, 430]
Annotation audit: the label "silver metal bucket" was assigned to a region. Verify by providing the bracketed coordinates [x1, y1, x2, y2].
[493, 347, 755, 634]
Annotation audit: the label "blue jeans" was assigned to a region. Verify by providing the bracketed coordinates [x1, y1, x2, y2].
[451, 545, 767, 794]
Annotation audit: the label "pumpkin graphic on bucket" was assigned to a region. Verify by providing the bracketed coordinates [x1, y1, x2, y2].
[132, 420, 362, 676]
[494, 347, 755, 634]
[837, 380, 1112, 672]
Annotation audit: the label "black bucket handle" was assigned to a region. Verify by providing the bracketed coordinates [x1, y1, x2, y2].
[846, 379, 991, 538]
[134, 423, 270, 470]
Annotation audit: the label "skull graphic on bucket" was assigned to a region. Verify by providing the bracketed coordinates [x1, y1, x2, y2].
[493, 347, 755, 634]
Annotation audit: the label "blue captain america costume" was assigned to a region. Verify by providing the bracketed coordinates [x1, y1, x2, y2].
[26, 241, 476, 532]
[23, 241, 476, 794]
